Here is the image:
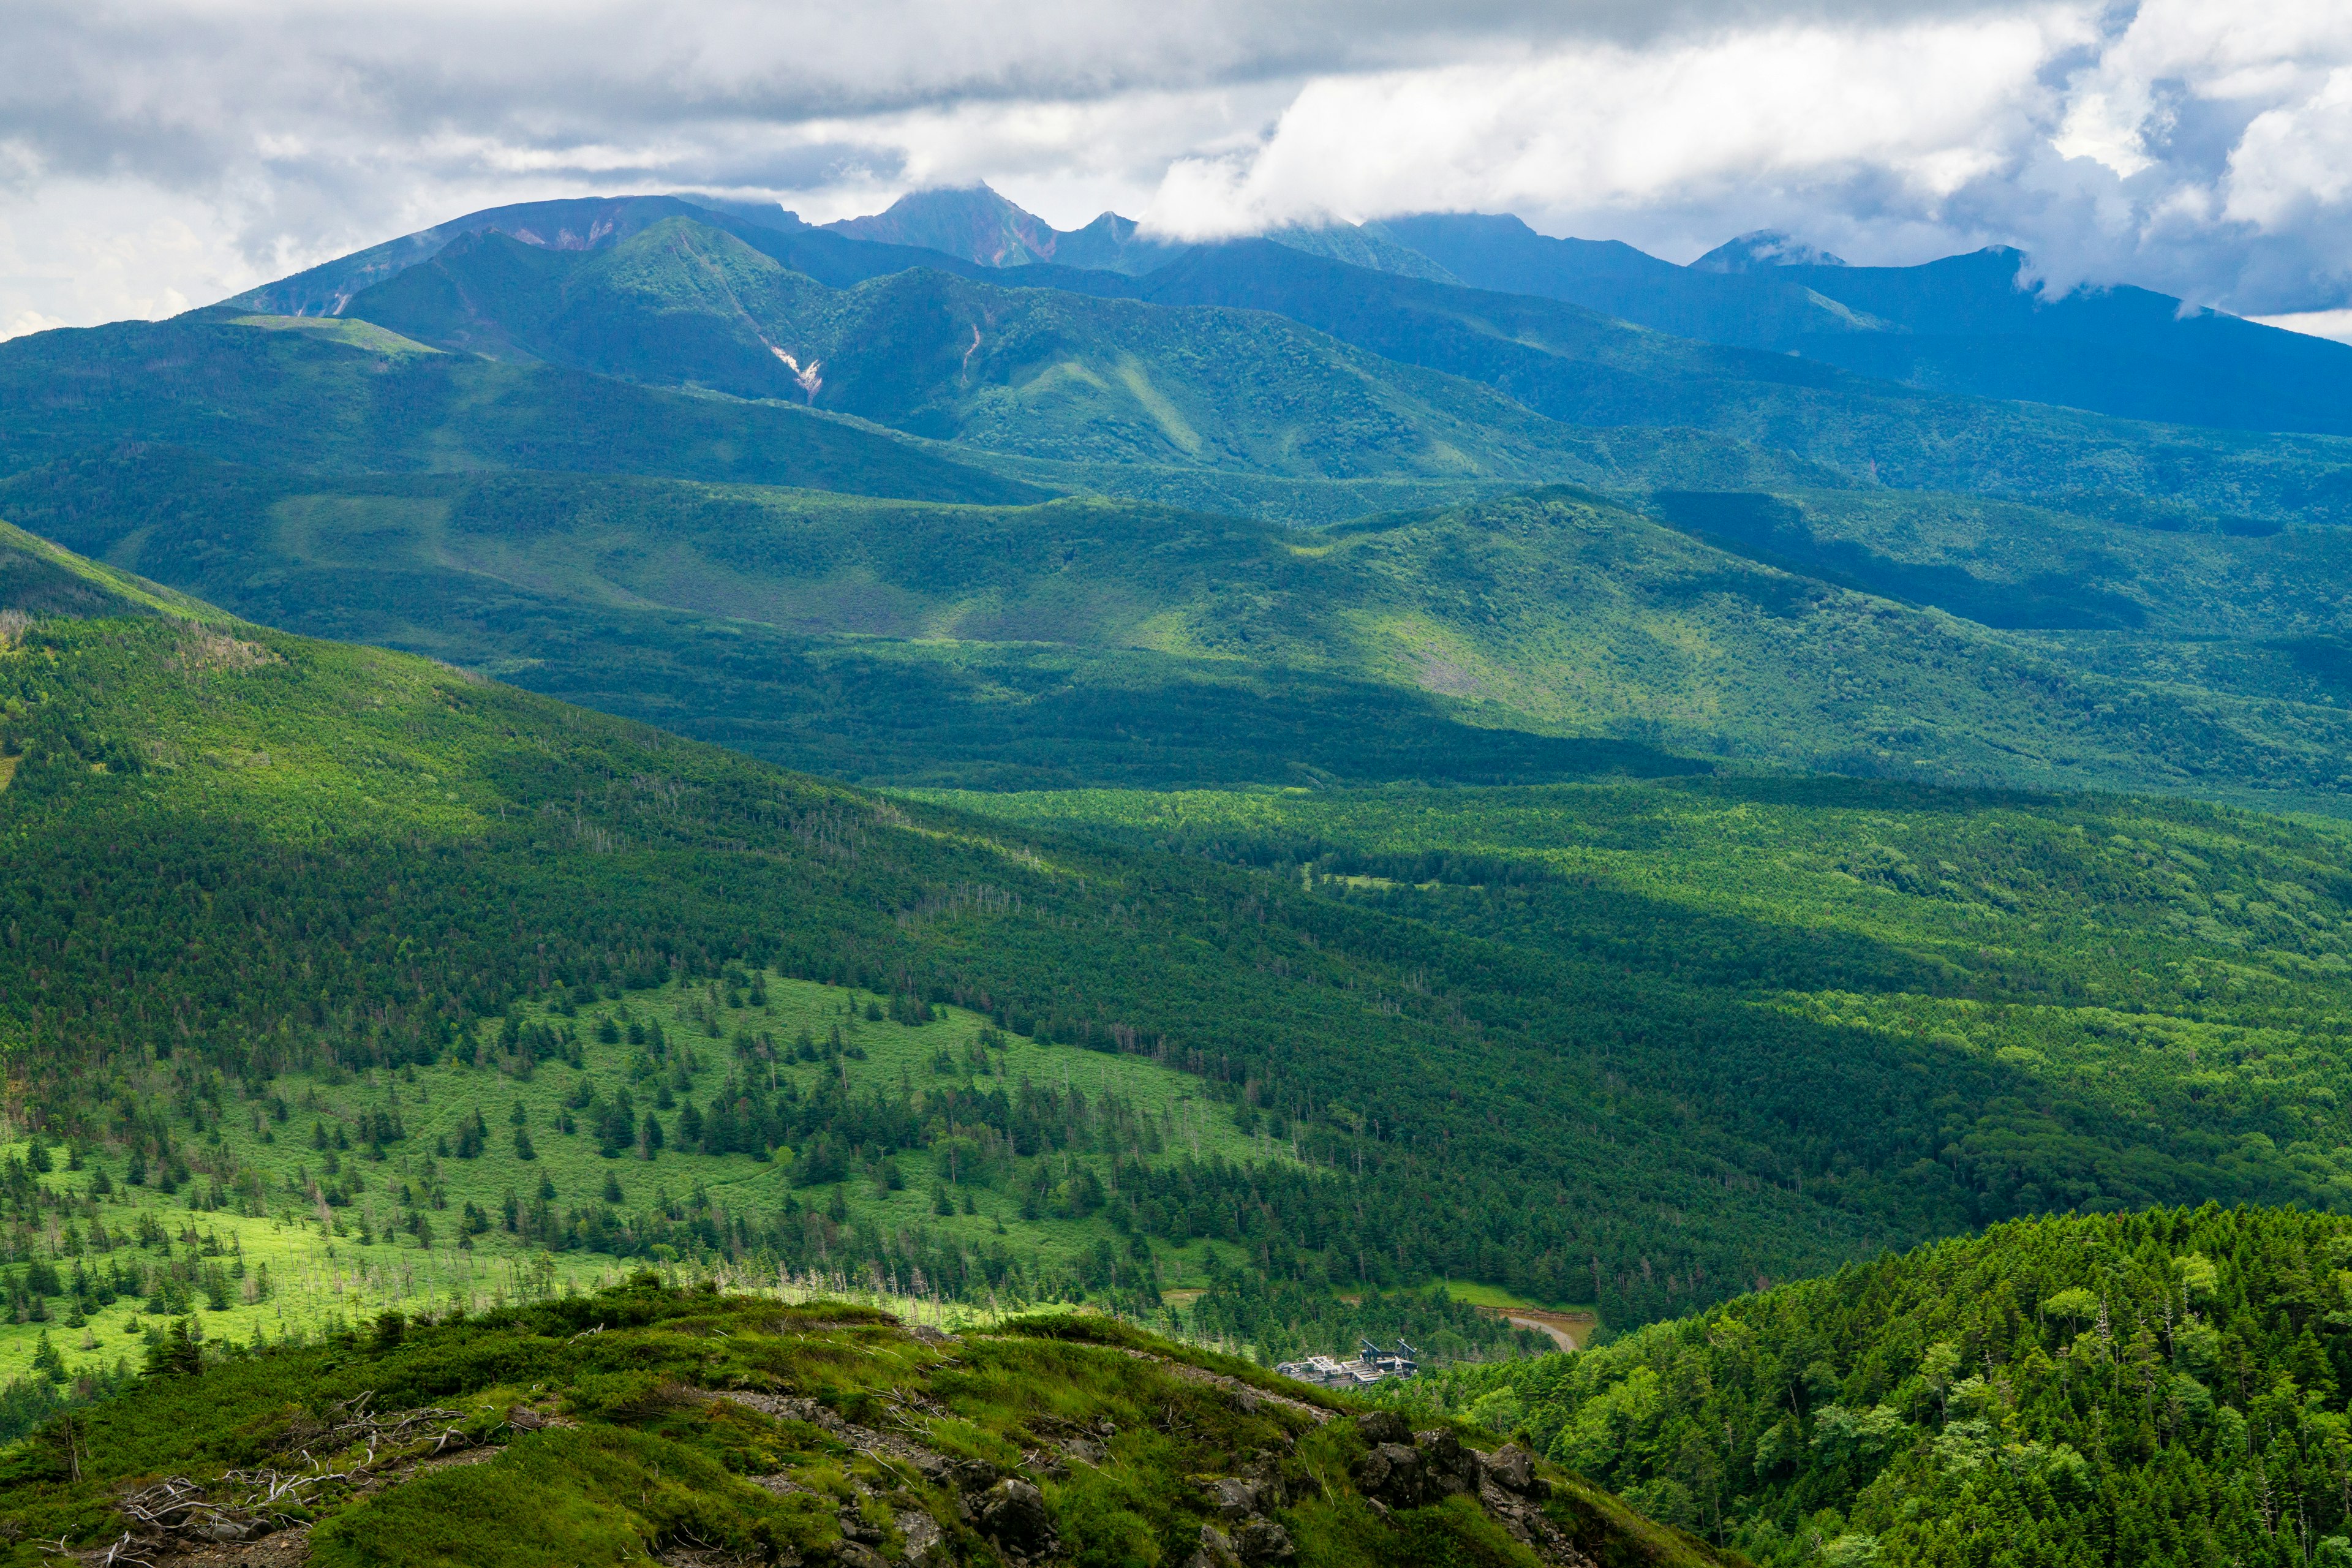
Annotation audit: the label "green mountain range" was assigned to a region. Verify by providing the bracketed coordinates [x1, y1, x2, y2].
[7, 203, 2352, 806]
[1384, 211, 2352, 437]
[9, 173, 2352, 1567]
[806, 184, 2352, 440]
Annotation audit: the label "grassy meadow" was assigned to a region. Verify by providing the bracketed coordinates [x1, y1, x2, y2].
[0, 971, 1282, 1393]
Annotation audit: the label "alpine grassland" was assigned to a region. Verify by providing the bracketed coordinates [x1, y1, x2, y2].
[0, 1275, 1732, 1568]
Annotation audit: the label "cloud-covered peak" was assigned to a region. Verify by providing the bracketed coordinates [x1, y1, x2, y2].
[1689, 232, 1850, 273]
[7, 1, 2352, 336]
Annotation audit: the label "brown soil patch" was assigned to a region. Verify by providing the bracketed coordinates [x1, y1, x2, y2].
[1479, 1307, 1597, 1352]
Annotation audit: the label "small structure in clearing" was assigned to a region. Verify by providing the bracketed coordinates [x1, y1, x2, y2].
[1276, 1339, 1419, 1389]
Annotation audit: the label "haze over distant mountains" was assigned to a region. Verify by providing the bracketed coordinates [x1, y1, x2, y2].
[0, 178, 2284, 812]
[228, 181, 2352, 442]
[824, 184, 2352, 439]
[21, 119, 2352, 1568]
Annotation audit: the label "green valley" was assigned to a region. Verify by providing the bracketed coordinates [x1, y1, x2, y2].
[7, 460, 2349, 805]
[12, 159, 2352, 1568]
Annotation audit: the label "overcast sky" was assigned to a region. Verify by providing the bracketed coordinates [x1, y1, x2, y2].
[6, 0, 2352, 339]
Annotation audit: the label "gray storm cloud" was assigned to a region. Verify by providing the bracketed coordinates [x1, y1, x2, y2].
[3, 0, 2350, 337]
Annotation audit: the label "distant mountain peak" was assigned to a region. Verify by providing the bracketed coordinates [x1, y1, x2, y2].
[824, 183, 1063, 268]
[1691, 230, 1848, 273]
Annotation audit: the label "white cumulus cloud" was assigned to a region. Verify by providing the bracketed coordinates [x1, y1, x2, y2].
[6, 0, 2352, 335]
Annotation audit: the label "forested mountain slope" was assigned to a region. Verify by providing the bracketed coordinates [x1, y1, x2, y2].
[0, 532, 1894, 1335]
[0, 311, 1038, 504]
[1019, 238, 2352, 527]
[20, 528, 2352, 1343]
[203, 192, 2352, 526]
[324, 211, 2352, 532]
[9, 466, 2348, 804]
[1396, 1204, 2352, 1568]
[947, 776, 2352, 1229]
[334, 218, 1718, 488]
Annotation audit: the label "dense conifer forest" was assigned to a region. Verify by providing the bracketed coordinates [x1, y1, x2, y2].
[1397, 1205, 2352, 1568]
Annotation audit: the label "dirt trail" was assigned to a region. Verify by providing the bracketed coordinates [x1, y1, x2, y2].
[1482, 1308, 1595, 1352]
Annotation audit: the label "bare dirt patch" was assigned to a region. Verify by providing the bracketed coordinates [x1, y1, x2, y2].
[1479, 1306, 1596, 1352]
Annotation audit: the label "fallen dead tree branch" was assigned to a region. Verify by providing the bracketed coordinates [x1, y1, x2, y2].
[99, 1396, 477, 1555]
[116, 1469, 341, 1547]
[51, 1530, 159, 1568]
[289, 1392, 471, 1468]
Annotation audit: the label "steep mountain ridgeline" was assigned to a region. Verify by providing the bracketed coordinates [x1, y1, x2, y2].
[222, 190, 1008, 317]
[233, 186, 2352, 444]
[340, 218, 1688, 486]
[1393, 1204, 2352, 1568]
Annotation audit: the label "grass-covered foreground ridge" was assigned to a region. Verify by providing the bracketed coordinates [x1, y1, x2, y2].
[0, 1276, 1728, 1568]
[1393, 1204, 2352, 1568]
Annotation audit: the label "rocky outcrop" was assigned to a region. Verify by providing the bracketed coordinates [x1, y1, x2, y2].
[976, 1478, 1056, 1558]
[1346, 1414, 1589, 1567]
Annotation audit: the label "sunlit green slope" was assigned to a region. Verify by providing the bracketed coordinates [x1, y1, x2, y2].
[0, 310, 1039, 504]
[0, 1281, 1729, 1568]
[0, 531, 1907, 1347]
[10, 459, 2349, 804]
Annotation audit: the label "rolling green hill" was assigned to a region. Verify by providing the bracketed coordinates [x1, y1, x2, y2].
[1391, 1202, 2352, 1568]
[7, 459, 2348, 805]
[0, 1279, 1728, 1568]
